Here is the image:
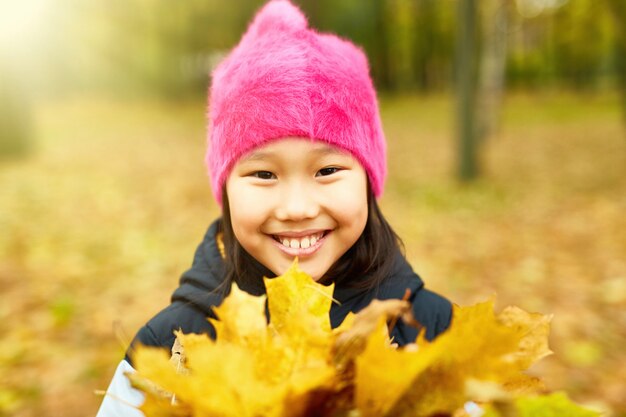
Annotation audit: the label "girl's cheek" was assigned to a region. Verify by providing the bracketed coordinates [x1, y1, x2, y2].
[235, 185, 268, 207]
[328, 175, 368, 217]
[228, 176, 272, 202]
[229, 181, 276, 225]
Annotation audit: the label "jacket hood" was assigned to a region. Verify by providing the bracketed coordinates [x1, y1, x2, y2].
[171, 220, 227, 316]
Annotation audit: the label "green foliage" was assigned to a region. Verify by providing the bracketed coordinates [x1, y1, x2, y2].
[13, 0, 621, 97]
[484, 392, 600, 417]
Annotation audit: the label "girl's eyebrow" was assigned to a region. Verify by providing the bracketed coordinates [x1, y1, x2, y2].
[241, 145, 346, 162]
[240, 151, 271, 162]
[311, 146, 347, 157]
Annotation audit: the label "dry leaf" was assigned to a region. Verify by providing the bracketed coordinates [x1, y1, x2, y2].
[333, 298, 411, 371]
[497, 306, 553, 371]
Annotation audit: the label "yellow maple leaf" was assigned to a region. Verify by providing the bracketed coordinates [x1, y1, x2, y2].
[333, 298, 411, 372]
[355, 299, 552, 417]
[264, 258, 335, 335]
[497, 305, 553, 372]
[173, 335, 286, 417]
[263, 259, 337, 383]
[127, 347, 187, 416]
[131, 260, 340, 417]
[354, 317, 428, 417]
[209, 282, 268, 347]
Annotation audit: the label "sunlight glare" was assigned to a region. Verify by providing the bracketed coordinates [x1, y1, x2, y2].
[0, 0, 53, 53]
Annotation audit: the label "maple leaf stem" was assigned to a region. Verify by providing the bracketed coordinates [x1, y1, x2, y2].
[386, 288, 411, 335]
[305, 283, 341, 305]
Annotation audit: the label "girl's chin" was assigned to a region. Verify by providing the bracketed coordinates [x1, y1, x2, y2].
[287, 260, 328, 282]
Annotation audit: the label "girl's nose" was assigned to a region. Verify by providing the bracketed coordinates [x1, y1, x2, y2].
[274, 183, 320, 221]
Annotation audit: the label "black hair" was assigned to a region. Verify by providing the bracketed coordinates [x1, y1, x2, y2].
[218, 183, 404, 294]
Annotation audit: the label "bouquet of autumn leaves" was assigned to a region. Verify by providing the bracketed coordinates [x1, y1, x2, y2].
[127, 261, 598, 417]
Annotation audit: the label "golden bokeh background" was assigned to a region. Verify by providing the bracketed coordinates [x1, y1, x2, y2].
[1, 1, 624, 416]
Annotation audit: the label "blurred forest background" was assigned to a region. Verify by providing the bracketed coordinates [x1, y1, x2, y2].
[0, 0, 625, 416]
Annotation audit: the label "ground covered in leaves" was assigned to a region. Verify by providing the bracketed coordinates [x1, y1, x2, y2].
[0, 92, 624, 416]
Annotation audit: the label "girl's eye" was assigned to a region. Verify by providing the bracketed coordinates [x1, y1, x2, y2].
[316, 167, 340, 177]
[251, 171, 276, 180]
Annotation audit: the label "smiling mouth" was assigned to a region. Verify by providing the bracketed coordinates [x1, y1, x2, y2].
[271, 231, 330, 249]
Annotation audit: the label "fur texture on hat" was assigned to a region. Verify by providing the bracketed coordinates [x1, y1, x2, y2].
[206, 0, 386, 204]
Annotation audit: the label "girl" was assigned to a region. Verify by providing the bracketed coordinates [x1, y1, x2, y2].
[97, 1, 452, 415]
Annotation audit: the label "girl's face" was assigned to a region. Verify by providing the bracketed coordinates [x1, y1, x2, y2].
[225, 137, 368, 281]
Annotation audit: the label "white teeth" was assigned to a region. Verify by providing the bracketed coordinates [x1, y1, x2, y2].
[276, 232, 325, 249]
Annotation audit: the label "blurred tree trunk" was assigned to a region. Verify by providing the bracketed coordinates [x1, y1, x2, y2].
[386, 0, 417, 90]
[477, 0, 510, 142]
[372, 0, 392, 89]
[412, 0, 437, 92]
[455, 0, 479, 180]
[605, 0, 626, 125]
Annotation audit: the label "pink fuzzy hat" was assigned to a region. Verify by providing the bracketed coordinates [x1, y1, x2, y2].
[206, 0, 386, 205]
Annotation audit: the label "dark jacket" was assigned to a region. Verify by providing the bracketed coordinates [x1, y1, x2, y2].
[125, 220, 452, 365]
